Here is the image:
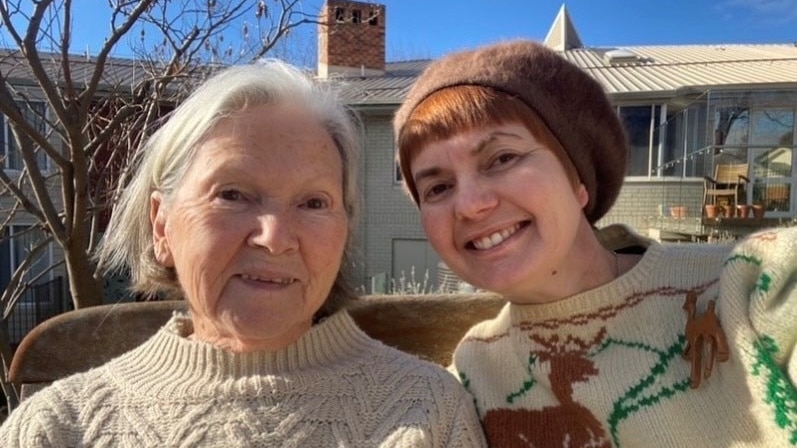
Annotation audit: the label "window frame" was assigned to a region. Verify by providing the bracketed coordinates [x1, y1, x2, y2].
[2, 100, 49, 172]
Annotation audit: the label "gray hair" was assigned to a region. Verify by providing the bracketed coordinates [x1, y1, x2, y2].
[97, 60, 360, 313]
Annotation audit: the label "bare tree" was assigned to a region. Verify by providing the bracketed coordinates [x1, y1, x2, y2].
[0, 0, 323, 410]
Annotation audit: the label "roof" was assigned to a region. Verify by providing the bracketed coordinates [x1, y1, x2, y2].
[336, 43, 797, 106]
[0, 49, 212, 97]
[0, 49, 143, 88]
[334, 60, 430, 105]
[543, 4, 584, 51]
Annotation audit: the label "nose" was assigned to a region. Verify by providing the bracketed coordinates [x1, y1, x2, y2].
[247, 209, 299, 254]
[454, 179, 497, 221]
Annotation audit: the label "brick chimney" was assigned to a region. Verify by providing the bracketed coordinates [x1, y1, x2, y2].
[318, 0, 386, 78]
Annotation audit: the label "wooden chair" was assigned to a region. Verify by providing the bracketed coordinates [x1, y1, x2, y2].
[703, 163, 750, 210]
[8, 294, 505, 401]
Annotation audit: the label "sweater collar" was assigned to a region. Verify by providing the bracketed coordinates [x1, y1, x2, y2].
[506, 240, 666, 324]
[106, 310, 375, 399]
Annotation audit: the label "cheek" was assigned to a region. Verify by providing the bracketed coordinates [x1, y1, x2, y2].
[305, 217, 349, 277]
[166, 212, 239, 291]
[420, 208, 449, 249]
[167, 212, 229, 257]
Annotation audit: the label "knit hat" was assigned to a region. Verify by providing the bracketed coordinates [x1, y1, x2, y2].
[393, 39, 627, 223]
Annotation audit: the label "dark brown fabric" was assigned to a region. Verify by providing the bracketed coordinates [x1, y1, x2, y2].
[394, 39, 628, 223]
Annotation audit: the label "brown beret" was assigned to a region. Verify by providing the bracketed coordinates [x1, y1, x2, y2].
[394, 39, 627, 223]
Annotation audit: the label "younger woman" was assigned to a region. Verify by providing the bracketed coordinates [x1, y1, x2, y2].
[394, 39, 797, 447]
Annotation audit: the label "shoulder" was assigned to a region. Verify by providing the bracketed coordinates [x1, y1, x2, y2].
[721, 226, 797, 302]
[726, 226, 797, 264]
[363, 337, 468, 391]
[450, 304, 512, 372]
[0, 370, 99, 446]
[721, 226, 797, 291]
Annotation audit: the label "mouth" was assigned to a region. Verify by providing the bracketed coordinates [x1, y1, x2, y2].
[237, 273, 297, 285]
[467, 221, 528, 251]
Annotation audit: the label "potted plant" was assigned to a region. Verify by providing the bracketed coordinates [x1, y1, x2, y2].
[752, 203, 765, 219]
[737, 204, 750, 218]
[704, 204, 718, 219]
[670, 206, 686, 219]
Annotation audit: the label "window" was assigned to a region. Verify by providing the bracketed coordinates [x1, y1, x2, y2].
[619, 105, 662, 176]
[395, 160, 403, 183]
[351, 9, 362, 23]
[2, 101, 48, 171]
[334, 7, 345, 22]
[710, 101, 795, 215]
[0, 225, 53, 303]
[715, 107, 749, 146]
[749, 109, 794, 213]
[367, 10, 379, 26]
[751, 109, 793, 147]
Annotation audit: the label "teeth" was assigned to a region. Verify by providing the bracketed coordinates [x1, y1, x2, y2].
[472, 223, 521, 250]
[240, 274, 294, 284]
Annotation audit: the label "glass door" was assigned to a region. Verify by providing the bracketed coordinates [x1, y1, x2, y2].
[747, 109, 794, 217]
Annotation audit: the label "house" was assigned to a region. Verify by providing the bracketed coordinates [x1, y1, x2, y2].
[317, 1, 797, 293]
[0, 50, 177, 343]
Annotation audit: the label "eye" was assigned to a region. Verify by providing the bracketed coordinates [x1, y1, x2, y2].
[302, 197, 329, 210]
[422, 183, 451, 202]
[490, 152, 520, 169]
[218, 189, 244, 202]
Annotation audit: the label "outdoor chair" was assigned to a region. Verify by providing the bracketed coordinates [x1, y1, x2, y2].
[703, 163, 750, 210]
[8, 294, 505, 401]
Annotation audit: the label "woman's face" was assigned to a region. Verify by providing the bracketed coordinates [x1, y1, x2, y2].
[150, 103, 348, 351]
[410, 122, 589, 303]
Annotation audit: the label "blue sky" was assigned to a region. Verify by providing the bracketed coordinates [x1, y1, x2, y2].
[27, 0, 797, 63]
[382, 0, 797, 60]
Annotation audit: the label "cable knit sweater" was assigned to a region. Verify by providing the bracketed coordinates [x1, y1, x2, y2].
[1, 311, 487, 447]
[452, 225, 797, 447]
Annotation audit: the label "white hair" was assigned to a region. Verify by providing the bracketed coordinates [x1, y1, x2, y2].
[97, 60, 360, 307]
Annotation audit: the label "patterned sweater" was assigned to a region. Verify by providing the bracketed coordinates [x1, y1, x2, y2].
[452, 226, 797, 448]
[1, 311, 487, 448]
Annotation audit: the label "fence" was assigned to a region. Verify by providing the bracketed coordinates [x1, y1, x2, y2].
[7, 276, 66, 346]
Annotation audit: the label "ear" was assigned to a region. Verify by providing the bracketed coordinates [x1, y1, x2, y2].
[576, 183, 589, 209]
[150, 191, 174, 267]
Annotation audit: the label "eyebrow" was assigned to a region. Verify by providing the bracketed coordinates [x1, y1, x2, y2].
[412, 130, 524, 185]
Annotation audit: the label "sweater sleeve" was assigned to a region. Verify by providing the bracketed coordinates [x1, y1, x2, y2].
[0, 385, 77, 448]
[443, 385, 487, 448]
[722, 226, 797, 387]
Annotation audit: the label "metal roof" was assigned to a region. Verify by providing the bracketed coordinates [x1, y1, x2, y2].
[0, 49, 211, 97]
[335, 44, 797, 105]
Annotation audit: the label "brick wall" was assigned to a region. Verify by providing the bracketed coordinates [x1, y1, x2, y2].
[599, 179, 704, 235]
[319, 0, 385, 76]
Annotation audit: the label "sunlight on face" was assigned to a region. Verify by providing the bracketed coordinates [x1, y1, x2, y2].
[411, 122, 588, 303]
[150, 103, 348, 351]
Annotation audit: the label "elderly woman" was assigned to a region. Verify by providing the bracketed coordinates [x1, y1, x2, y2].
[0, 61, 486, 447]
[394, 40, 797, 447]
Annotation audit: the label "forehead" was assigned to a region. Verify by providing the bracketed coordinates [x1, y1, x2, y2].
[185, 103, 341, 182]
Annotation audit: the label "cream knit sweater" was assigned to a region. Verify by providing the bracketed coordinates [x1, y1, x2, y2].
[1, 311, 487, 447]
[452, 226, 797, 447]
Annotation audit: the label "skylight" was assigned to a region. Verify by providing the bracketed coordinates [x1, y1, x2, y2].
[604, 48, 639, 65]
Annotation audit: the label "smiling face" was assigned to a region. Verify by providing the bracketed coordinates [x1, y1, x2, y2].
[150, 103, 348, 351]
[410, 121, 591, 303]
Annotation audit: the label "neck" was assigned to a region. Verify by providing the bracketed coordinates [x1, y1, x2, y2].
[191, 318, 312, 353]
[511, 218, 618, 304]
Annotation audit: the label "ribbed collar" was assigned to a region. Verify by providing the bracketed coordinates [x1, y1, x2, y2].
[104, 310, 376, 400]
[506, 241, 666, 324]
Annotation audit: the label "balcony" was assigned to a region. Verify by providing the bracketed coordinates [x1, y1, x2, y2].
[644, 143, 795, 241]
